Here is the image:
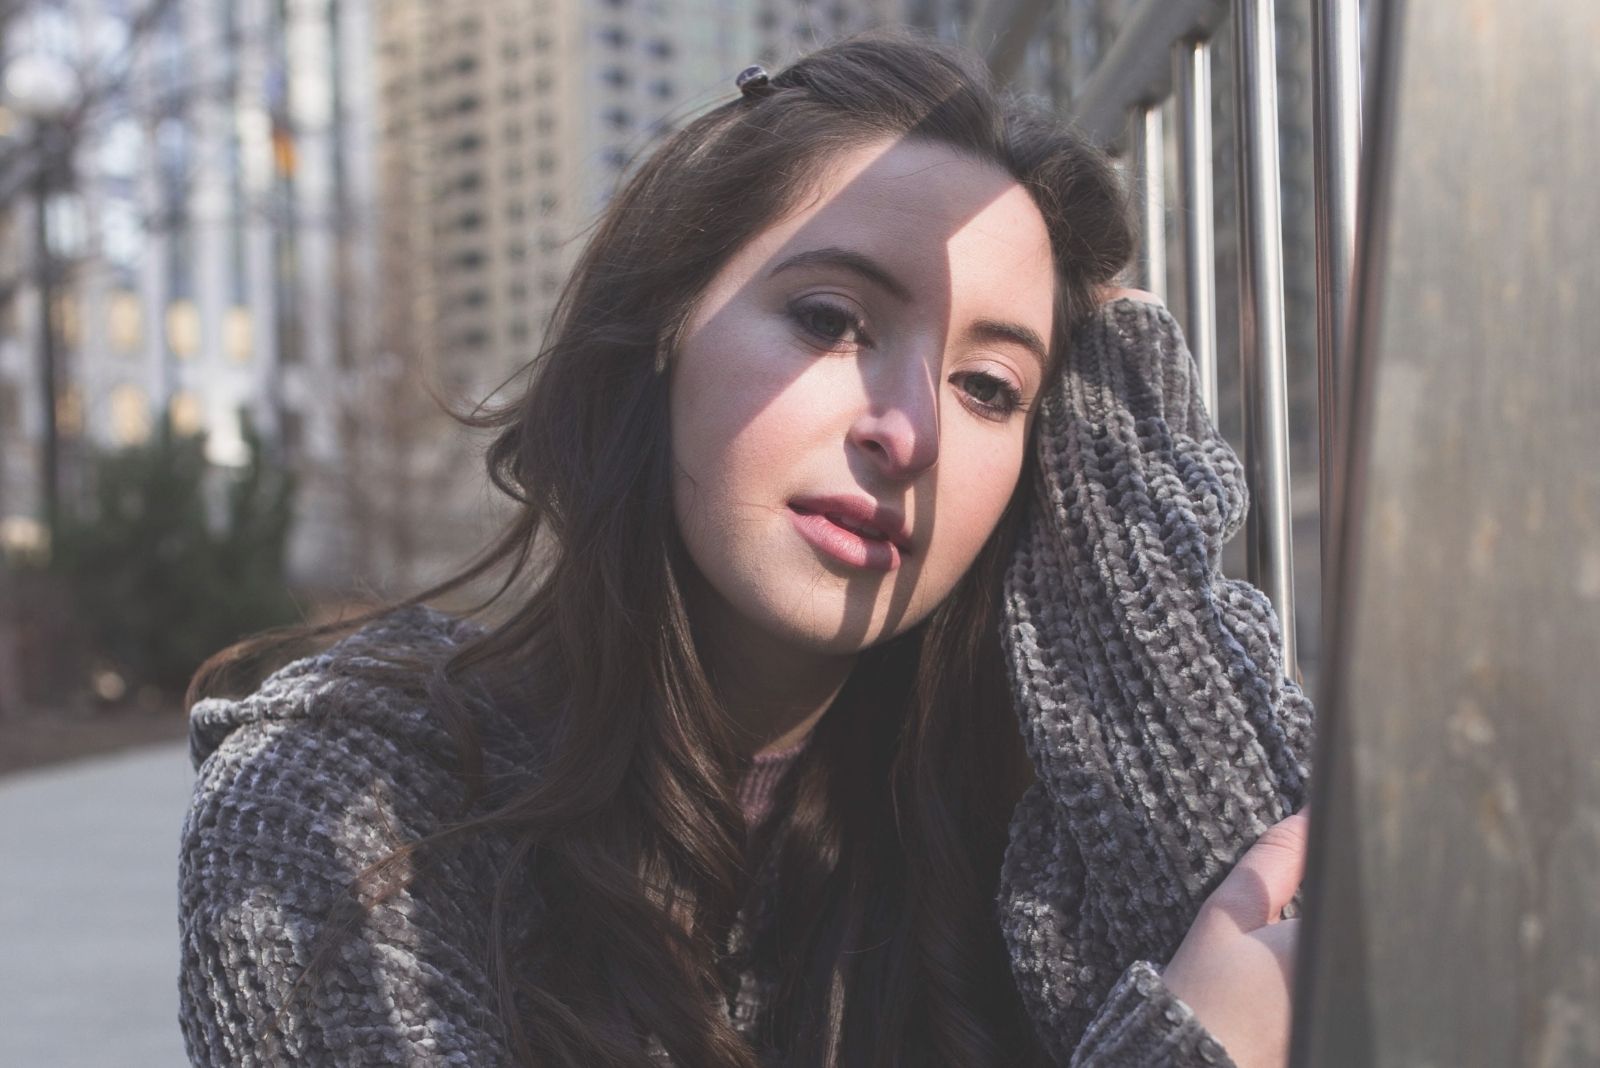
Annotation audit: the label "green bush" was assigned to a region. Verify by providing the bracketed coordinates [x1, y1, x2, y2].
[45, 414, 301, 694]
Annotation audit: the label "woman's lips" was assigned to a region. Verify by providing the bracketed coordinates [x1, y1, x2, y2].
[788, 506, 903, 572]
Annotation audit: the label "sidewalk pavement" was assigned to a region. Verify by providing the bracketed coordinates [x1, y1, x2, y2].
[0, 742, 194, 1067]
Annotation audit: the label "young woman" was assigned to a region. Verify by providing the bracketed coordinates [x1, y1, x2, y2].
[178, 30, 1313, 1068]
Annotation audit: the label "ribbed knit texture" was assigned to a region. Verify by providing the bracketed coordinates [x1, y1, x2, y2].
[736, 735, 812, 829]
[176, 299, 1313, 1066]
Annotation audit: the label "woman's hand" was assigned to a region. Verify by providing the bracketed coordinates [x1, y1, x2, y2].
[1158, 808, 1310, 1068]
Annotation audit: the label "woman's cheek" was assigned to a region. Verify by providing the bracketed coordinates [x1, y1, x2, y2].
[931, 436, 1026, 577]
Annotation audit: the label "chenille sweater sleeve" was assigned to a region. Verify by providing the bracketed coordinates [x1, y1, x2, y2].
[176, 613, 525, 1066]
[997, 300, 1316, 1066]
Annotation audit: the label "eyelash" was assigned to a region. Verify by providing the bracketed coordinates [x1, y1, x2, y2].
[788, 297, 1027, 420]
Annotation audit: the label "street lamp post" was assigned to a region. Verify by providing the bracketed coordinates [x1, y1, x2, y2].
[4, 53, 78, 547]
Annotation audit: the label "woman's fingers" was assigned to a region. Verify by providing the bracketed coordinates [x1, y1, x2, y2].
[1206, 809, 1311, 932]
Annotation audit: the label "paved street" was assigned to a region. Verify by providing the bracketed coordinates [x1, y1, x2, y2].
[0, 743, 194, 1067]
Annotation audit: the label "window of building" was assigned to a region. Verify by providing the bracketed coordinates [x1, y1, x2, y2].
[52, 292, 81, 350]
[166, 300, 201, 360]
[110, 384, 152, 446]
[169, 390, 204, 436]
[57, 384, 83, 438]
[225, 307, 253, 364]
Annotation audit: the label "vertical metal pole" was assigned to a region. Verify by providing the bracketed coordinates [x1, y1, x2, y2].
[31, 163, 60, 543]
[1175, 37, 1219, 417]
[1232, 0, 1298, 675]
[1293, 0, 1404, 1059]
[1311, 0, 1363, 636]
[1129, 102, 1167, 299]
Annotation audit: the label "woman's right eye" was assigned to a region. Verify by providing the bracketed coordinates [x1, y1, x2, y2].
[790, 299, 871, 350]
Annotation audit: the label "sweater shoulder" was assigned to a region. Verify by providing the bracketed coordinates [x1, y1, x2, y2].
[187, 603, 512, 772]
[177, 604, 526, 1064]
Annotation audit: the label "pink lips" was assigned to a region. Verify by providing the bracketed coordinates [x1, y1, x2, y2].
[787, 496, 911, 572]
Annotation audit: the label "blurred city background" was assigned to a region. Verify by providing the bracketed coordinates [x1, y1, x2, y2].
[0, 0, 1328, 1062]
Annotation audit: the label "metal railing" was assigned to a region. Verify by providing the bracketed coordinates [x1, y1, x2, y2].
[978, 0, 1364, 683]
[982, 6, 1600, 1064]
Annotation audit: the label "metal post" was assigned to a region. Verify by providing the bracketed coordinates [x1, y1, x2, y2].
[1311, 0, 1363, 631]
[1129, 102, 1167, 298]
[31, 162, 59, 543]
[1292, 0, 1403, 1060]
[1175, 37, 1218, 416]
[1232, 0, 1298, 676]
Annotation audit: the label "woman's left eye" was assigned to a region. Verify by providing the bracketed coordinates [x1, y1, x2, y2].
[952, 371, 1024, 419]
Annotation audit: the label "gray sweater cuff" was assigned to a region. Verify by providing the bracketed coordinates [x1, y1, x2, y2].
[1070, 960, 1238, 1068]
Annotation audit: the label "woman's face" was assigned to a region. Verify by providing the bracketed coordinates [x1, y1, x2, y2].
[670, 136, 1056, 658]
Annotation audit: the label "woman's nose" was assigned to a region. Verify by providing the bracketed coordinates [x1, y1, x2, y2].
[847, 366, 940, 480]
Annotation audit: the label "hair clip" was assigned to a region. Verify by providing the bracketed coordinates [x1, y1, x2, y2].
[735, 64, 774, 99]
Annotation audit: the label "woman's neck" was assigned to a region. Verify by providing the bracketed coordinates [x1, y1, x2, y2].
[699, 621, 855, 759]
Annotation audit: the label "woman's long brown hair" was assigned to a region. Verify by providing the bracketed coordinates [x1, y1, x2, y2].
[189, 28, 1132, 1067]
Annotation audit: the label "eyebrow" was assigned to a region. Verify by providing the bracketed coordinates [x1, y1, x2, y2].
[968, 318, 1049, 370]
[770, 246, 914, 303]
[770, 245, 1050, 369]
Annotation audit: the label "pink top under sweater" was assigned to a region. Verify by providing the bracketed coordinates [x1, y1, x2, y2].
[736, 733, 813, 829]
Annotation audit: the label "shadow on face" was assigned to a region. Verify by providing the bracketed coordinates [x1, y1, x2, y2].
[668, 134, 1056, 673]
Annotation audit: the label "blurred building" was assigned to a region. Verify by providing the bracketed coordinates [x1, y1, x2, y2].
[0, 0, 378, 589]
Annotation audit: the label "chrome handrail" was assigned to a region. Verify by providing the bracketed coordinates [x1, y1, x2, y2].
[1024, 0, 1364, 682]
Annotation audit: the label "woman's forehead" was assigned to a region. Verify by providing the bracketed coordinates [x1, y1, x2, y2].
[716, 138, 1055, 319]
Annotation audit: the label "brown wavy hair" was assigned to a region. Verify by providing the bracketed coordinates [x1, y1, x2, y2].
[190, 27, 1132, 1068]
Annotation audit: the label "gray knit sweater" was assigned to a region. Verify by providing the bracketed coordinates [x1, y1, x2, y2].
[177, 300, 1314, 1066]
